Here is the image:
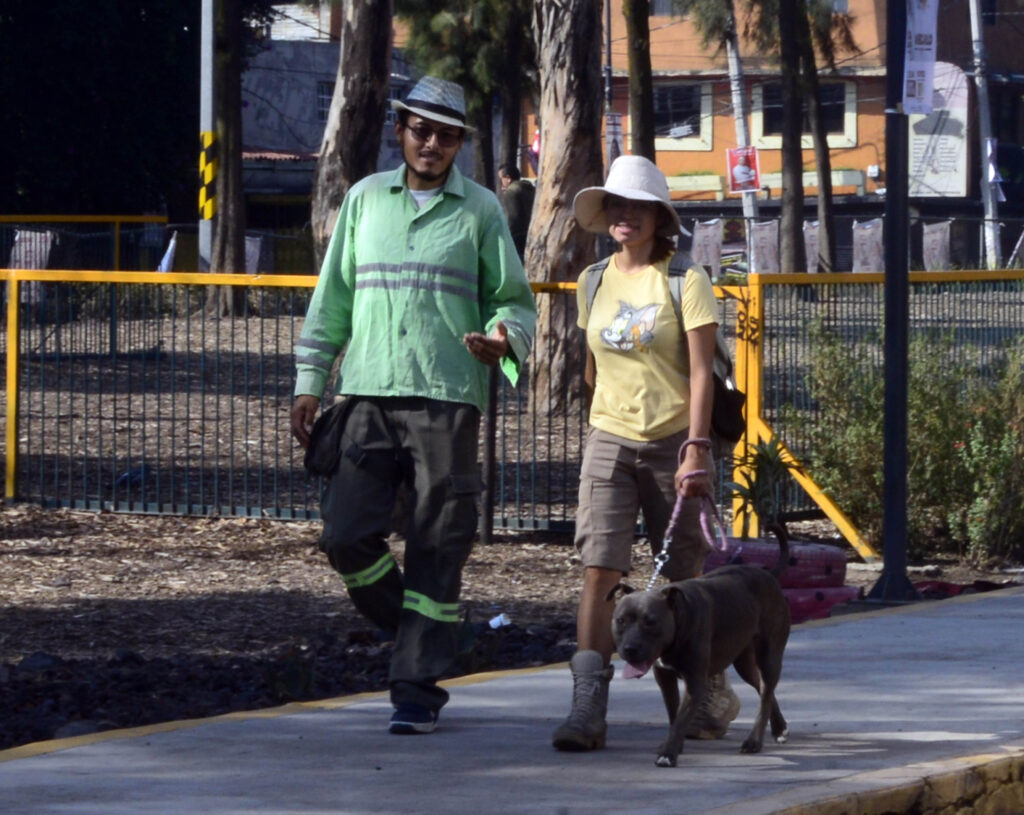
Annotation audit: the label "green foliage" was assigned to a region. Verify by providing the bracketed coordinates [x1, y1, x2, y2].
[395, 0, 534, 125]
[801, 321, 1024, 564]
[949, 340, 1024, 564]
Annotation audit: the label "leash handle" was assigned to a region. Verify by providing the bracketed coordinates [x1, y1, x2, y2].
[646, 444, 728, 591]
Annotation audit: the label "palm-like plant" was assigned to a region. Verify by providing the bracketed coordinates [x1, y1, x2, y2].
[728, 436, 801, 539]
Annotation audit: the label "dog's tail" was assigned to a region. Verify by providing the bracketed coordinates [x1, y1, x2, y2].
[766, 522, 790, 580]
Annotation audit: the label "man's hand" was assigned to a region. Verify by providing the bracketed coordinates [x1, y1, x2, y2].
[291, 394, 321, 449]
[463, 320, 509, 366]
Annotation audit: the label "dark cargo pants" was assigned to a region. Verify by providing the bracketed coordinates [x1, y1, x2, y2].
[318, 396, 481, 712]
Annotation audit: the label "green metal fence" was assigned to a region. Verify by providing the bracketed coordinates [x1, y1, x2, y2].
[3, 267, 1023, 550]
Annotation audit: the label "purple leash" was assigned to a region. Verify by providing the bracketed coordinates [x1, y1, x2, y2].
[645, 440, 729, 591]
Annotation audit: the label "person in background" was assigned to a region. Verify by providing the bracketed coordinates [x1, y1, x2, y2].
[291, 76, 536, 736]
[552, 155, 738, 752]
[497, 162, 536, 261]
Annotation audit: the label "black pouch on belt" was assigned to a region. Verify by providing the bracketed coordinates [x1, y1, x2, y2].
[304, 399, 353, 477]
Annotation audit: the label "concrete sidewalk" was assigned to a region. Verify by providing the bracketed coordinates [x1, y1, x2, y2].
[3, 588, 1024, 815]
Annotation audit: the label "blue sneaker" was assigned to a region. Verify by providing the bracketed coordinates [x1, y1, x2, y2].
[389, 703, 439, 735]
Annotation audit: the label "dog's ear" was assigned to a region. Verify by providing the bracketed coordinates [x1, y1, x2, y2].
[605, 582, 635, 602]
[660, 584, 688, 612]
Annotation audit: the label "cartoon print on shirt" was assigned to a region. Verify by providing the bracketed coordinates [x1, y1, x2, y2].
[601, 301, 659, 352]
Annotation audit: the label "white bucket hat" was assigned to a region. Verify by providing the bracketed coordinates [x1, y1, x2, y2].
[391, 75, 474, 132]
[573, 155, 683, 239]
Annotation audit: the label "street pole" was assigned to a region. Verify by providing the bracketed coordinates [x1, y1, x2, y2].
[725, 19, 758, 272]
[605, 0, 613, 113]
[199, 0, 216, 272]
[868, 0, 917, 603]
[968, 0, 1000, 269]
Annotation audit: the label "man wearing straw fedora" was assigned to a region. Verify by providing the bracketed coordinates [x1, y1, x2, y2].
[291, 76, 536, 735]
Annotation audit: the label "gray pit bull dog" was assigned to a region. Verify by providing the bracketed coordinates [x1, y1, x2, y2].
[607, 524, 791, 767]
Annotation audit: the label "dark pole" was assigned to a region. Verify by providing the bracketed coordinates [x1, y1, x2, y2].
[480, 368, 498, 545]
[868, 0, 918, 602]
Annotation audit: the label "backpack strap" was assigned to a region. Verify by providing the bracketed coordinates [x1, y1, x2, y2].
[581, 256, 612, 317]
[667, 251, 735, 382]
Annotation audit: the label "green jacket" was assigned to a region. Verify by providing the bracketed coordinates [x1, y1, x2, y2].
[295, 164, 536, 412]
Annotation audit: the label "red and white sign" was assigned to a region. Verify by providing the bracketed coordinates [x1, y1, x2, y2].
[727, 146, 760, 194]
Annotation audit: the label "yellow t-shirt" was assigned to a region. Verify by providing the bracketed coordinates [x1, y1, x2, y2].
[576, 255, 719, 441]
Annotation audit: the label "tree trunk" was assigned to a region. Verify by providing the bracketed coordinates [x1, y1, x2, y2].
[623, 0, 656, 160]
[529, 0, 604, 413]
[777, 0, 807, 273]
[207, 0, 247, 317]
[499, 1, 526, 172]
[795, 0, 835, 273]
[473, 92, 496, 190]
[311, 1, 393, 267]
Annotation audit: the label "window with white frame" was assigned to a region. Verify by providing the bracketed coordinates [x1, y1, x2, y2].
[649, 0, 677, 15]
[317, 81, 334, 123]
[650, 82, 713, 151]
[751, 80, 856, 149]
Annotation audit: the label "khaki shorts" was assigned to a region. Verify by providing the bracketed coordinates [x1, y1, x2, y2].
[575, 426, 714, 581]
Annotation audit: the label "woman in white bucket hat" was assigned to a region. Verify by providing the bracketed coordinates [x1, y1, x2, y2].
[552, 155, 739, 752]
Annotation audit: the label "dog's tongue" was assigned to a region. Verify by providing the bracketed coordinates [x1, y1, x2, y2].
[623, 660, 652, 679]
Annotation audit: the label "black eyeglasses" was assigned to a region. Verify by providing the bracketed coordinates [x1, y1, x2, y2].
[406, 123, 462, 149]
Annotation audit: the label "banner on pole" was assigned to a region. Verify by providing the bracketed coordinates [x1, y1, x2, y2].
[750, 220, 780, 274]
[922, 221, 951, 271]
[692, 219, 723, 281]
[803, 221, 820, 274]
[903, 0, 939, 114]
[852, 219, 885, 272]
[605, 113, 623, 166]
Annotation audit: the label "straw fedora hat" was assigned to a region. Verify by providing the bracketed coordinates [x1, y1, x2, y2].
[391, 75, 474, 132]
[573, 155, 682, 239]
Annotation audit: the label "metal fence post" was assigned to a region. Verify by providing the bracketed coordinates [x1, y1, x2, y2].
[5, 275, 20, 500]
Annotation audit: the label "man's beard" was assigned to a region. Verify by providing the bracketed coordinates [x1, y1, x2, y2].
[407, 161, 449, 185]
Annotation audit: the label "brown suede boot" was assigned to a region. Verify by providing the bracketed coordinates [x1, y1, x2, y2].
[686, 671, 741, 739]
[552, 650, 614, 751]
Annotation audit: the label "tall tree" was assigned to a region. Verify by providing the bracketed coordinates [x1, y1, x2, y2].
[673, 0, 759, 256]
[496, 1, 535, 170]
[624, 0, 656, 160]
[311, 1, 394, 264]
[528, 0, 604, 410]
[775, 0, 807, 272]
[396, 0, 536, 188]
[207, 0, 276, 315]
[743, 0, 857, 271]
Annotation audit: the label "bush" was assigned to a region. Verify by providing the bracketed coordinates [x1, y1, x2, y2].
[800, 322, 1024, 564]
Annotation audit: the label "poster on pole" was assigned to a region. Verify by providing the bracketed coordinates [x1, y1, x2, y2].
[605, 112, 623, 167]
[691, 219, 723, 281]
[852, 219, 885, 272]
[922, 221, 951, 271]
[750, 220, 780, 274]
[726, 146, 760, 194]
[903, 0, 938, 114]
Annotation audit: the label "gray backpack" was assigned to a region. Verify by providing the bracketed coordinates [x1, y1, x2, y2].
[580, 251, 746, 449]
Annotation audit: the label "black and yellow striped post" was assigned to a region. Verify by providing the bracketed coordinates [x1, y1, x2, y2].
[199, 131, 218, 220]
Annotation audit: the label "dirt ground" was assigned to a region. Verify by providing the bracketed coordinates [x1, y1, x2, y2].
[1, 503, 1019, 750]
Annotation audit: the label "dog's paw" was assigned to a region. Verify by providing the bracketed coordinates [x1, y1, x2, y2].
[655, 754, 677, 768]
[774, 728, 789, 744]
[739, 738, 763, 754]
